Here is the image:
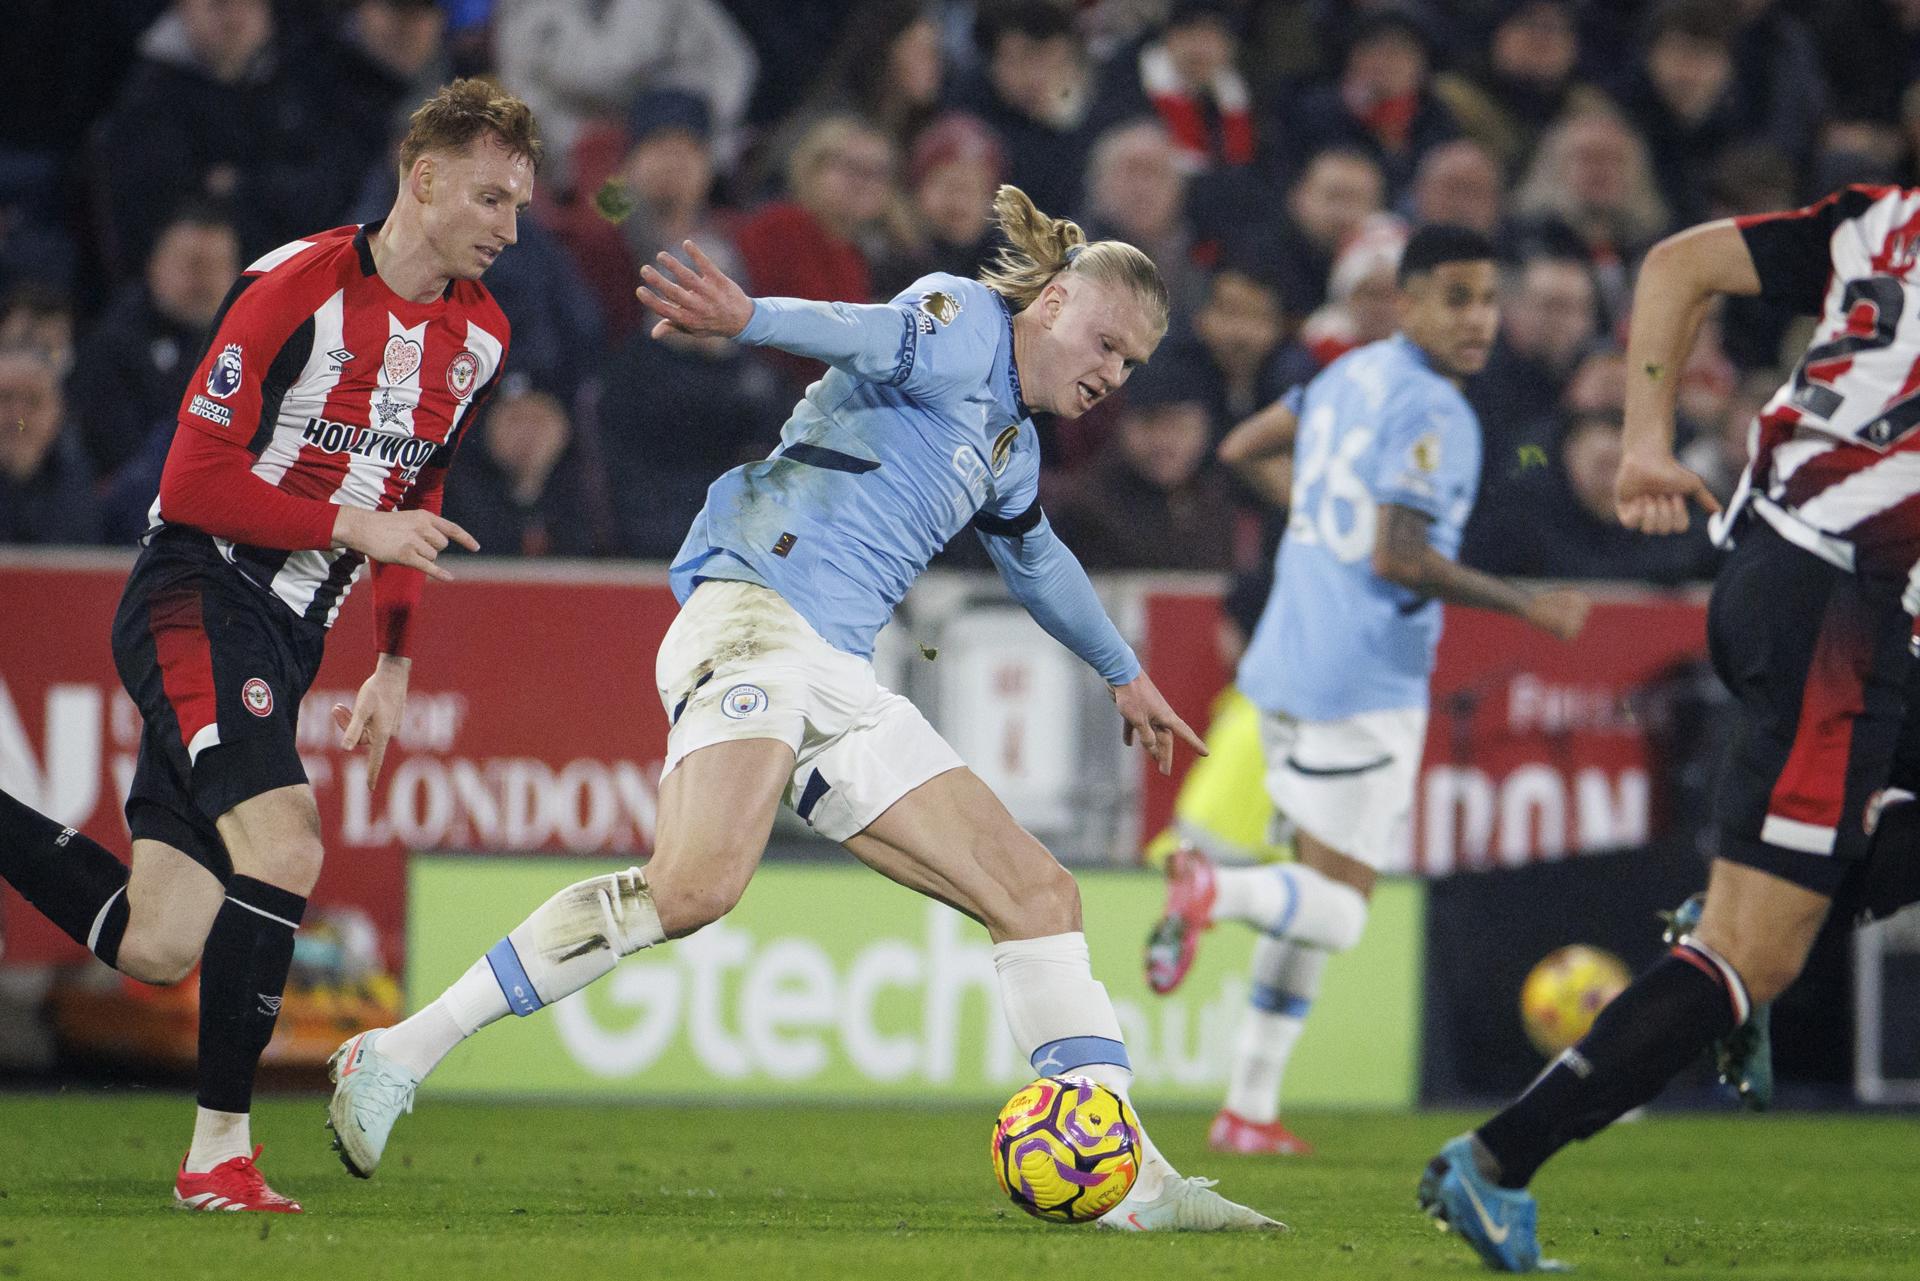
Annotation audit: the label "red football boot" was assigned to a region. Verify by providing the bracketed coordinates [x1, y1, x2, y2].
[173, 1146, 304, 1212]
[1207, 1109, 1315, 1156]
[1144, 845, 1217, 995]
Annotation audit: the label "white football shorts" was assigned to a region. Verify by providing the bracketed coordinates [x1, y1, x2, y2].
[655, 580, 963, 842]
[1259, 705, 1428, 872]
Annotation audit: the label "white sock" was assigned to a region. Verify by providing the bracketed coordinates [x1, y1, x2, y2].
[184, 1107, 250, 1172]
[379, 868, 664, 1080]
[992, 931, 1172, 1201]
[1223, 936, 1327, 1123]
[1211, 863, 1368, 951]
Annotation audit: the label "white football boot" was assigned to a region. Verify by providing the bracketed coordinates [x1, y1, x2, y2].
[1099, 1175, 1287, 1231]
[326, 1028, 420, 1178]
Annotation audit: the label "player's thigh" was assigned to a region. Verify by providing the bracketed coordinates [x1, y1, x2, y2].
[842, 766, 1080, 943]
[215, 783, 326, 895]
[648, 737, 795, 937]
[1293, 829, 1378, 898]
[1691, 857, 1833, 1004]
[116, 837, 225, 984]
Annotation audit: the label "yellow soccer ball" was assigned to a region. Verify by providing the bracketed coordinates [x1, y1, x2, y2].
[990, 1075, 1141, 1223]
[1520, 944, 1633, 1057]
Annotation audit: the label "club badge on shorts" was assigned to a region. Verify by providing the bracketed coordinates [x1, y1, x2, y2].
[721, 684, 768, 719]
[241, 678, 274, 717]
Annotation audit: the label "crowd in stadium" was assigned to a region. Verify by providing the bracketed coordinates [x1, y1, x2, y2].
[1, 0, 1911, 578]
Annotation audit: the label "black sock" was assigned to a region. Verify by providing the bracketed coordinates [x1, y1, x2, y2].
[0, 789, 131, 963]
[196, 874, 305, 1114]
[1476, 945, 1744, 1188]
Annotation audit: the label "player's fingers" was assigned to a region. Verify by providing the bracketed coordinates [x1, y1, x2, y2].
[409, 550, 455, 582]
[1159, 709, 1208, 758]
[432, 514, 480, 552]
[1154, 727, 1174, 775]
[365, 728, 388, 789]
[636, 271, 696, 313]
[331, 702, 352, 736]
[656, 249, 704, 288]
[683, 239, 723, 279]
[342, 700, 371, 751]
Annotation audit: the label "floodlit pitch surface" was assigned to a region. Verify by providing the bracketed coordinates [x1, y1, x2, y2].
[1, 1096, 1914, 1280]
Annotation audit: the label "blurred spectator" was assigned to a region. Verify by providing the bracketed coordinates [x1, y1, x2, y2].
[1191, 267, 1292, 429]
[597, 325, 787, 558]
[1048, 351, 1237, 571]
[947, 1, 1102, 219]
[1681, 368, 1776, 505]
[1408, 139, 1506, 237]
[442, 389, 607, 558]
[1729, 0, 1828, 175]
[1467, 408, 1717, 583]
[67, 201, 238, 486]
[1095, 1, 1259, 174]
[0, 283, 76, 377]
[328, 0, 452, 142]
[1513, 108, 1669, 326]
[94, 0, 399, 275]
[735, 115, 896, 392]
[1284, 3, 1460, 201]
[0, 345, 102, 546]
[1611, 0, 1751, 229]
[559, 90, 744, 343]
[874, 113, 1004, 299]
[1470, 251, 1601, 455]
[800, 1, 946, 155]
[1282, 213, 1409, 380]
[1082, 120, 1207, 319]
[1433, 0, 1607, 175]
[1248, 148, 1386, 321]
[492, 0, 757, 186]
[1563, 347, 1629, 416]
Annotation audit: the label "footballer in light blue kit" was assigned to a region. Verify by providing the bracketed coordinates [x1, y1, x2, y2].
[1145, 226, 1593, 1159]
[328, 187, 1282, 1231]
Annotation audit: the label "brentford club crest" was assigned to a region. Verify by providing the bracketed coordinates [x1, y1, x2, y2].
[241, 678, 274, 718]
[447, 350, 480, 399]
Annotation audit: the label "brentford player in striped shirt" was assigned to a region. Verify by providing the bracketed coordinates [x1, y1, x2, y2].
[0, 80, 536, 1213]
[1421, 186, 1920, 1270]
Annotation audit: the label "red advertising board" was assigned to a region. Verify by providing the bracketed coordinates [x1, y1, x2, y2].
[1, 552, 680, 967]
[2, 553, 1710, 967]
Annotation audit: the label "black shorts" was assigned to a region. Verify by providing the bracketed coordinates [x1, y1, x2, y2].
[111, 530, 326, 880]
[1707, 520, 1913, 895]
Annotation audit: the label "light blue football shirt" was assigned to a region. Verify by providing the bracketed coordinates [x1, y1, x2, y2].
[671, 274, 1039, 659]
[1238, 333, 1483, 721]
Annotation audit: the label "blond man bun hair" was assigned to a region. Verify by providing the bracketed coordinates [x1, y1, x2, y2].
[977, 185, 1168, 334]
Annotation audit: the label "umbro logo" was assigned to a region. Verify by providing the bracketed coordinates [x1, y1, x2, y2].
[328, 348, 354, 372]
[257, 994, 283, 1016]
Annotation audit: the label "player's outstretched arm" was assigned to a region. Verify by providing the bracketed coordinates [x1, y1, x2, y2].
[1617, 221, 1758, 534]
[1373, 503, 1591, 641]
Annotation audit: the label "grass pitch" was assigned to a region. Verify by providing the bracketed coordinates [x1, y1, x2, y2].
[1, 1094, 1914, 1280]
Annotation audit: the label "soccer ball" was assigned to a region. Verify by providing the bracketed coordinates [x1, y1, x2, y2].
[1520, 944, 1633, 1057]
[990, 1075, 1141, 1223]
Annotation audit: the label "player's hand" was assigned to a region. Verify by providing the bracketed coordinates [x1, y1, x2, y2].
[331, 656, 409, 788]
[637, 241, 754, 341]
[1615, 448, 1721, 535]
[334, 507, 479, 581]
[1523, 588, 1592, 642]
[1111, 671, 1209, 776]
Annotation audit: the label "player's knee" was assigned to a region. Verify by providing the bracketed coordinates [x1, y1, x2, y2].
[245, 834, 325, 895]
[1319, 880, 1369, 952]
[116, 929, 200, 985]
[990, 853, 1080, 939]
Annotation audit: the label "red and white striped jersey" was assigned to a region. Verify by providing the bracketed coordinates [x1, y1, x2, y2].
[154, 222, 509, 626]
[1729, 186, 1920, 594]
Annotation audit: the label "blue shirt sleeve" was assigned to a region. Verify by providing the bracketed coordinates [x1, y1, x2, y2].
[1370, 383, 1476, 521]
